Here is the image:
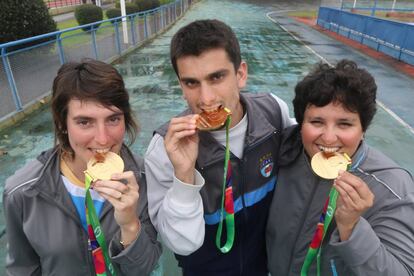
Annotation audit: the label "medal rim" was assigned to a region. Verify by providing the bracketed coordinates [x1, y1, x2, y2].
[86, 151, 124, 180]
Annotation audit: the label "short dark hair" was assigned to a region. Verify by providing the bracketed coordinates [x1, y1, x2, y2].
[170, 19, 241, 75]
[51, 58, 138, 157]
[293, 59, 377, 131]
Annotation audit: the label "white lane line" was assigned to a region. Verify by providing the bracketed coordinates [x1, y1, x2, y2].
[266, 11, 414, 135]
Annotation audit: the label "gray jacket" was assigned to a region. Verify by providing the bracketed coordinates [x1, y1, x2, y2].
[267, 126, 414, 276]
[3, 146, 162, 276]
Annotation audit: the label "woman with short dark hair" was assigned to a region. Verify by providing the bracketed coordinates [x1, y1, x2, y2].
[267, 59, 414, 275]
[3, 59, 161, 275]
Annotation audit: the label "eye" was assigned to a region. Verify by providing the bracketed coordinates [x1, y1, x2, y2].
[211, 72, 225, 82]
[310, 120, 323, 126]
[183, 80, 198, 88]
[76, 119, 91, 128]
[338, 122, 353, 128]
[107, 115, 123, 126]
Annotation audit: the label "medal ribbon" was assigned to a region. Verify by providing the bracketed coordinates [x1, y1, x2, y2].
[85, 172, 117, 276]
[301, 156, 351, 276]
[215, 115, 235, 253]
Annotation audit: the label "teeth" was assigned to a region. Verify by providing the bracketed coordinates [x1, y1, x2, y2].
[202, 105, 222, 113]
[95, 148, 110, 154]
[318, 145, 339, 153]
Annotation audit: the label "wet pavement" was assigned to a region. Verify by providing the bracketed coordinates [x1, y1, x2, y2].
[0, 0, 413, 274]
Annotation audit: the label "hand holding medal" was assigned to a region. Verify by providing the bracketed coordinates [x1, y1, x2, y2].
[83, 152, 140, 275]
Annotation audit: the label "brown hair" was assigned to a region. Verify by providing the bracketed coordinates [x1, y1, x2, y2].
[51, 58, 138, 157]
[170, 19, 241, 76]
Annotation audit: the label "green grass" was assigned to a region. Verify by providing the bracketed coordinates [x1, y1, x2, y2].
[56, 15, 114, 46]
[56, 15, 148, 48]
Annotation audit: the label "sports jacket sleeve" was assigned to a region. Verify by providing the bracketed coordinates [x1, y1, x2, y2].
[270, 93, 297, 128]
[145, 133, 205, 256]
[3, 189, 42, 276]
[109, 180, 162, 275]
[329, 171, 414, 275]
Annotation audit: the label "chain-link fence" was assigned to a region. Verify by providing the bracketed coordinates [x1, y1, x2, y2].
[0, 0, 194, 126]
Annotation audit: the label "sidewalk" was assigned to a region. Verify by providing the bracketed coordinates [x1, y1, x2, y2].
[268, 12, 414, 132]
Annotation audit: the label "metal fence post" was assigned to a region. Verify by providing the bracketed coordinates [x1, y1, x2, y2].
[181, 0, 184, 16]
[371, 0, 378, 16]
[56, 34, 66, 65]
[91, 27, 99, 59]
[144, 13, 148, 38]
[114, 21, 122, 55]
[130, 16, 136, 45]
[160, 7, 164, 30]
[1, 48, 23, 111]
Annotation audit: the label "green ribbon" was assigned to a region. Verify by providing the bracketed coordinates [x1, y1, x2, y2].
[85, 173, 117, 276]
[215, 115, 235, 254]
[301, 158, 351, 276]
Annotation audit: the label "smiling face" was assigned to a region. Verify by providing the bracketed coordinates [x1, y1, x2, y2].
[65, 99, 126, 175]
[301, 102, 364, 158]
[176, 48, 247, 128]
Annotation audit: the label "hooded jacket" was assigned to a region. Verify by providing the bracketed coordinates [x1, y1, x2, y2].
[267, 126, 414, 276]
[3, 145, 161, 276]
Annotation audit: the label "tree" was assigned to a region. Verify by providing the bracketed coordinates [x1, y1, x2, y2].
[0, 0, 57, 50]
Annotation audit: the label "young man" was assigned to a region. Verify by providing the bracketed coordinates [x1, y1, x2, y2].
[145, 19, 294, 275]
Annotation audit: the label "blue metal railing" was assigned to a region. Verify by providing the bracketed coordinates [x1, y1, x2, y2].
[0, 0, 194, 123]
[317, 7, 414, 66]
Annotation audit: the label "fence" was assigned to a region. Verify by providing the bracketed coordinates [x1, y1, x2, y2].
[340, 0, 414, 11]
[317, 7, 414, 66]
[0, 0, 194, 125]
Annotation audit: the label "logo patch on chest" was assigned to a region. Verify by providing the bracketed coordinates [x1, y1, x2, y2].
[259, 153, 273, 178]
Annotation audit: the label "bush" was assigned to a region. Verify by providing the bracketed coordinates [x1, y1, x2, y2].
[106, 8, 122, 23]
[0, 0, 57, 51]
[134, 0, 160, 12]
[107, 3, 141, 24]
[115, 2, 144, 14]
[124, 3, 141, 14]
[74, 4, 103, 32]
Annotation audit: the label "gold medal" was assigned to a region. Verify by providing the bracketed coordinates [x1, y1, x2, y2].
[85, 152, 124, 180]
[311, 152, 351, 179]
[196, 107, 231, 131]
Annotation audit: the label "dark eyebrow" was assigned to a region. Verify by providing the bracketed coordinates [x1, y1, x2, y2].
[338, 118, 357, 122]
[72, 112, 124, 121]
[208, 69, 228, 79]
[72, 116, 92, 121]
[180, 77, 198, 83]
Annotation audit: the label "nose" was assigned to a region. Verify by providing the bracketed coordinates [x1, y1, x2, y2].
[321, 126, 338, 145]
[199, 83, 217, 106]
[95, 124, 109, 145]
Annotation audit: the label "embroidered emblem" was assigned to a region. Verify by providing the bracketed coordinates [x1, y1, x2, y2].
[259, 153, 273, 178]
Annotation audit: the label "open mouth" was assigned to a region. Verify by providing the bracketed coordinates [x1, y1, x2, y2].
[91, 148, 111, 163]
[318, 145, 340, 158]
[196, 106, 231, 131]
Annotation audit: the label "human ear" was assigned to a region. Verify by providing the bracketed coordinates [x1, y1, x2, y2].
[237, 61, 248, 88]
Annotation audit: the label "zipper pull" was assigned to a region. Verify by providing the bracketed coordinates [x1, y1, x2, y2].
[87, 238, 92, 251]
